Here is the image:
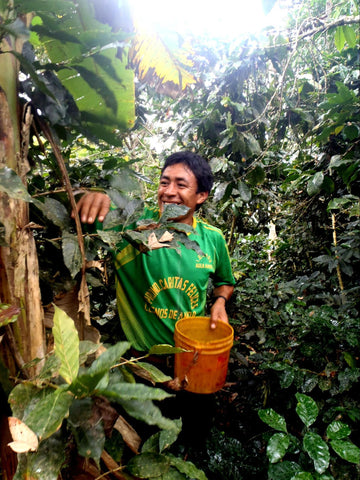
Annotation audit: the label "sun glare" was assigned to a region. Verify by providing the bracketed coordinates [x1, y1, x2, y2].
[131, 0, 288, 40]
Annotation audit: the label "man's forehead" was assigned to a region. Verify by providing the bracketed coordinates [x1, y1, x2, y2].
[161, 163, 195, 180]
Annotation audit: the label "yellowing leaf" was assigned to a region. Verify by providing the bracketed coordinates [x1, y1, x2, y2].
[53, 305, 79, 384]
[129, 27, 197, 98]
[8, 417, 39, 453]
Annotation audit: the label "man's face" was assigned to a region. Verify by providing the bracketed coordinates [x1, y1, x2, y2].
[157, 163, 208, 225]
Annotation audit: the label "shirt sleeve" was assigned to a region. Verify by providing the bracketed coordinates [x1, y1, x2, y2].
[212, 233, 235, 287]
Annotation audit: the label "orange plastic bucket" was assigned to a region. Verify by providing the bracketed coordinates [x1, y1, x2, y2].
[174, 317, 234, 394]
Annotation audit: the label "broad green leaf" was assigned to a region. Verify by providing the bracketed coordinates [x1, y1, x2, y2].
[173, 233, 204, 257]
[159, 204, 190, 222]
[329, 155, 345, 168]
[159, 420, 182, 452]
[267, 433, 290, 463]
[343, 124, 359, 140]
[37, 197, 70, 229]
[8, 383, 40, 419]
[99, 383, 173, 402]
[327, 195, 358, 211]
[290, 473, 314, 480]
[0, 167, 33, 202]
[25, 388, 74, 440]
[142, 420, 182, 454]
[343, 352, 357, 369]
[97, 208, 127, 232]
[243, 131, 261, 156]
[68, 398, 105, 463]
[213, 181, 230, 202]
[307, 172, 324, 196]
[162, 223, 195, 235]
[62, 232, 82, 278]
[88, 341, 131, 375]
[128, 361, 173, 384]
[326, 421, 351, 440]
[343, 25, 356, 48]
[118, 399, 179, 431]
[110, 168, 144, 193]
[268, 460, 301, 480]
[334, 26, 346, 52]
[102, 208, 128, 230]
[238, 181, 252, 202]
[148, 344, 184, 355]
[168, 453, 208, 480]
[79, 340, 101, 365]
[247, 164, 266, 186]
[37, 355, 61, 381]
[53, 305, 79, 384]
[258, 408, 287, 433]
[31, 1, 135, 144]
[68, 369, 109, 397]
[330, 439, 360, 464]
[303, 432, 330, 474]
[97, 229, 124, 249]
[127, 452, 170, 478]
[157, 466, 188, 479]
[295, 393, 318, 427]
[323, 82, 357, 107]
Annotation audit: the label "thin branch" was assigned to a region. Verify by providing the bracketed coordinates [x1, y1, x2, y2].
[37, 119, 90, 326]
[296, 15, 360, 42]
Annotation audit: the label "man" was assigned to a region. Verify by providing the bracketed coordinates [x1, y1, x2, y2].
[75, 151, 235, 352]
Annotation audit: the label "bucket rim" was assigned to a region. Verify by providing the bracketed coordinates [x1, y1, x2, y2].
[174, 316, 234, 347]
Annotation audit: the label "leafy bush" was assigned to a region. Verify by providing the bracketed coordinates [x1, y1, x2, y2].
[7, 306, 206, 480]
[259, 393, 360, 479]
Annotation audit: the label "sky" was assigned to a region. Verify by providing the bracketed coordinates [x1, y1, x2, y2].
[130, 0, 289, 40]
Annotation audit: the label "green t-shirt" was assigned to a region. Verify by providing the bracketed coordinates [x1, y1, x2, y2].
[111, 207, 235, 351]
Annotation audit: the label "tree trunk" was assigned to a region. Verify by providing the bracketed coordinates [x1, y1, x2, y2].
[0, 11, 45, 378]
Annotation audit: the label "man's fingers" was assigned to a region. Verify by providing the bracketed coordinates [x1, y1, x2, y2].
[72, 193, 110, 224]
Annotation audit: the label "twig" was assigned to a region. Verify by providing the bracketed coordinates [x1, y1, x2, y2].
[96, 451, 127, 480]
[37, 119, 90, 326]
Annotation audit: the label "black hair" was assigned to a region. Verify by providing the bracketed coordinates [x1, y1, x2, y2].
[161, 151, 214, 193]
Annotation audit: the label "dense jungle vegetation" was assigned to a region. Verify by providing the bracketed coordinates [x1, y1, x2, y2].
[0, 0, 359, 479]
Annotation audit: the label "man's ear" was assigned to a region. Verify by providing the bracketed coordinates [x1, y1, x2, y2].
[196, 191, 209, 206]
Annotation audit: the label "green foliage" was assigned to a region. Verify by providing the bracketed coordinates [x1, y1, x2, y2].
[259, 393, 360, 477]
[1, 0, 360, 478]
[12, 0, 136, 145]
[7, 307, 203, 479]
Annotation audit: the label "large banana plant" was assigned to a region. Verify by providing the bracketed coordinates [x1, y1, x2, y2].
[9, 0, 198, 145]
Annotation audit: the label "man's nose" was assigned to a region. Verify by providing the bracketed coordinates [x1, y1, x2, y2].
[164, 182, 177, 194]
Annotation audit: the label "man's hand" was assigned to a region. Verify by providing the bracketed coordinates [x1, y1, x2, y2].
[209, 285, 234, 329]
[72, 192, 111, 224]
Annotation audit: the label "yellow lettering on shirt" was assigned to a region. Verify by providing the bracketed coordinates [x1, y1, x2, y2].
[143, 277, 199, 309]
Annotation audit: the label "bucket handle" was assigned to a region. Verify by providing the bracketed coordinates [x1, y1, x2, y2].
[177, 349, 199, 390]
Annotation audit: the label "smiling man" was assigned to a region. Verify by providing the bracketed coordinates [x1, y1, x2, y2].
[75, 151, 235, 351]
